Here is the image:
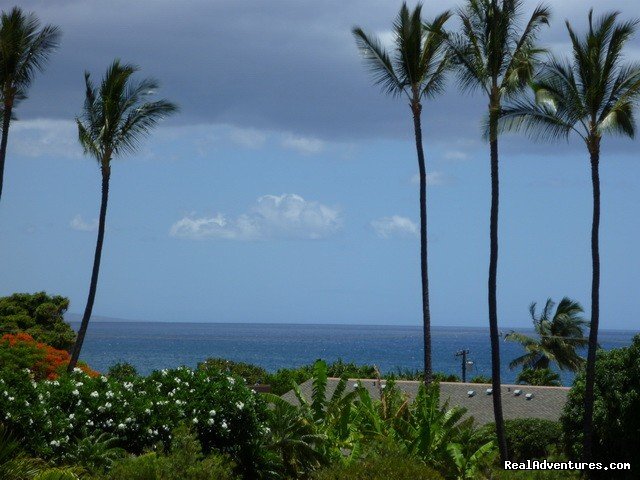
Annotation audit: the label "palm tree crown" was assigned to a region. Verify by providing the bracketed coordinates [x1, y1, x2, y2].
[353, 3, 451, 104]
[446, 0, 550, 112]
[77, 60, 178, 164]
[506, 297, 588, 372]
[0, 7, 60, 108]
[501, 10, 640, 144]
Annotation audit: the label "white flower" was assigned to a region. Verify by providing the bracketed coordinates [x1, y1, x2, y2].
[90, 391, 99, 398]
[192, 417, 199, 424]
[87, 420, 94, 426]
[207, 418, 215, 425]
[221, 420, 228, 430]
[105, 402, 112, 408]
[50, 440, 60, 447]
[227, 377, 235, 385]
[73, 367, 83, 374]
[69, 414, 75, 420]
[117, 423, 126, 430]
[105, 391, 114, 398]
[209, 409, 216, 416]
[75, 382, 84, 387]
[124, 382, 133, 390]
[24, 400, 30, 406]
[145, 408, 151, 414]
[72, 390, 79, 396]
[236, 401, 244, 410]
[101, 376, 108, 382]
[125, 417, 133, 423]
[8, 396, 14, 402]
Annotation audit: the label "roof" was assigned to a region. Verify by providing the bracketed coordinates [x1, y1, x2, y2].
[282, 378, 570, 425]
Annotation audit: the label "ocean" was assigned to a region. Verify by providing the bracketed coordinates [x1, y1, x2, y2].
[69, 322, 637, 386]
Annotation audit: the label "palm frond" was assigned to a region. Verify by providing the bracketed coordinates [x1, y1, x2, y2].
[352, 27, 404, 97]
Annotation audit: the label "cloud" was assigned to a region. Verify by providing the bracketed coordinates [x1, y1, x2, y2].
[228, 127, 267, 149]
[443, 150, 469, 161]
[371, 215, 418, 239]
[70, 215, 98, 232]
[281, 134, 324, 154]
[10, 119, 81, 159]
[170, 194, 341, 240]
[410, 171, 451, 186]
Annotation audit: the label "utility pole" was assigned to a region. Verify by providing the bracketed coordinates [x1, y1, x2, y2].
[455, 349, 470, 382]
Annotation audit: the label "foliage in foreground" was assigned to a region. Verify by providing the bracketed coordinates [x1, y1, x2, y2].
[481, 419, 562, 462]
[0, 292, 76, 351]
[0, 366, 266, 478]
[561, 334, 640, 479]
[0, 333, 97, 380]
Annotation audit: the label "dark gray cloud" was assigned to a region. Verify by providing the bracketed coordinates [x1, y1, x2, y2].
[11, 0, 640, 149]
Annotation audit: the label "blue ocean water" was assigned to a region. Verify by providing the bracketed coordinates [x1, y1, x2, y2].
[69, 322, 637, 385]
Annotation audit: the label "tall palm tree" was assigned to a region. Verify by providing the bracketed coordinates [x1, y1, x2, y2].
[443, 0, 550, 462]
[353, 3, 451, 385]
[506, 297, 588, 371]
[501, 9, 640, 464]
[67, 60, 177, 371]
[0, 7, 60, 201]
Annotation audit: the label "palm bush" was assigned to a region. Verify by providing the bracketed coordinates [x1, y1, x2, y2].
[506, 297, 587, 372]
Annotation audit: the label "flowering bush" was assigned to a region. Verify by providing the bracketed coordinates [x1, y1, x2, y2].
[0, 366, 267, 476]
[0, 333, 97, 380]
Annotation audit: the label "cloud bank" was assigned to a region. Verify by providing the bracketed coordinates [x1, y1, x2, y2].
[371, 215, 418, 239]
[170, 194, 341, 240]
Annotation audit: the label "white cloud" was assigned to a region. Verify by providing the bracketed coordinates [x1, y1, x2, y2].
[281, 134, 324, 155]
[228, 127, 267, 149]
[170, 193, 341, 241]
[70, 215, 98, 232]
[444, 150, 469, 161]
[11, 119, 81, 159]
[371, 215, 418, 239]
[410, 171, 450, 186]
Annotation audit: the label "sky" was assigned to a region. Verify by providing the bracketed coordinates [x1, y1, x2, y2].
[1, 0, 639, 329]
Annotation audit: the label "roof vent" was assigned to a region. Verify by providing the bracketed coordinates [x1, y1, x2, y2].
[486, 388, 493, 395]
[514, 389, 522, 396]
[352, 383, 359, 389]
[467, 390, 475, 397]
[525, 393, 534, 400]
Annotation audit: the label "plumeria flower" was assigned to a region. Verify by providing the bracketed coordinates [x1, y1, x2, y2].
[117, 423, 126, 430]
[72, 390, 79, 396]
[207, 418, 215, 425]
[105, 391, 114, 398]
[221, 420, 228, 430]
[236, 401, 244, 410]
[90, 391, 99, 398]
[209, 409, 216, 416]
[192, 417, 199, 424]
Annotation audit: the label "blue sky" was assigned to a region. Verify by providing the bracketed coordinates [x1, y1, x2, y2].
[1, 0, 639, 329]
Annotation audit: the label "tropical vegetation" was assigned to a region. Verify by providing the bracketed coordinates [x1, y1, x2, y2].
[0, 6, 60, 201]
[440, 0, 551, 462]
[561, 335, 640, 479]
[0, 292, 76, 350]
[68, 61, 177, 372]
[353, 3, 451, 384]
[506, 297, 587, 373]
[501, 9, 640, 462]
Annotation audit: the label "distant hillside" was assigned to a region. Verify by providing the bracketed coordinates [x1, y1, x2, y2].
[65, 313, 137, 323]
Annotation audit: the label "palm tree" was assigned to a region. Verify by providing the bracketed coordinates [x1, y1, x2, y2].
[67, 60, 177, 371]
[0, 7, 60, 201]
[501, 10, 640, 462]
[353, 3, 451, 385]
[506, 297, 588, 372]
[443, 0, 550, 462]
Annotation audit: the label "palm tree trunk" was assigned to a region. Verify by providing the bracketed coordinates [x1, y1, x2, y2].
[489, 106, 508, 463]
[0, 102, 13, 202]
[67, 162, 111, 372]
[582, 141, 600, 463]
[411, 100, 432, 385]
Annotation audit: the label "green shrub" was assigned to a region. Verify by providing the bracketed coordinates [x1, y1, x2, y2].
[312, 453, 443, 480]
[516, 368, 561, 386]
[106, 426, 238, 480]
[107, 363, 139, 381]
[482, 419, 562, 461]
[0, 292, 76, 351]
[198, 358, 268, 386]
[0, 366, 266, 477]
[561, 335, 640, 479]
[491, 470, 580, 479]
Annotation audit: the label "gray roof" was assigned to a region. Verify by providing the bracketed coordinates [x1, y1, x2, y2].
[282, 378, 569, 425]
